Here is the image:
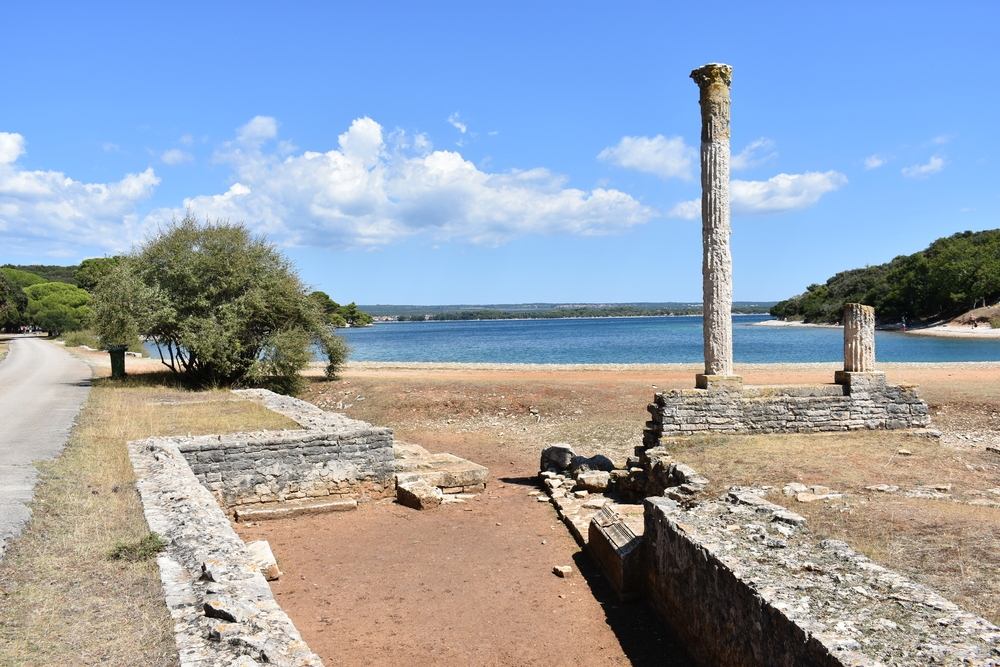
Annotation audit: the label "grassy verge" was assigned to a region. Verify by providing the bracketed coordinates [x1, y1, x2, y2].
[0, 340, 8, 362]
[0, 376, 299, 667]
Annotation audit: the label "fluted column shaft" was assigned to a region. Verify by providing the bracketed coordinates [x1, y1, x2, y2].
[691, 63, 734, 377]
[843, 303, 876, 372]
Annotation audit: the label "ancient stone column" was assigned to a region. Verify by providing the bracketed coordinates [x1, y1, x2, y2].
[835, 303, 885, 391]
[843, 303, 875, 371]
[691, 63, 739, 388]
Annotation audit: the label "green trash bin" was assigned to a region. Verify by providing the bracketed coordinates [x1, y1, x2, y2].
[108, 346, 128, 379]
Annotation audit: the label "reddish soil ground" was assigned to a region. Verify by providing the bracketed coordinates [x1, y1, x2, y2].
[234, 361, 1000, 666]
[237, 452, 692, 667]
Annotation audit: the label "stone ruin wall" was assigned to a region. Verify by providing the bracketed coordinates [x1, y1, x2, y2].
[131, 432, 325, 667]
[130, 390, 396, 667]
[540, 447, 1000, 666]
[179, 428, 396, 511]
[643, 491, 1000, 667]
[643, 378, 930, 444]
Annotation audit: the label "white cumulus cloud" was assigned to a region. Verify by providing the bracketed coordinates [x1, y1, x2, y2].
[731, 171, 847, 214]
[864, 155, 887, 170]
[667, 170, 847, 219]
[238, 116, 279, 147]
[0, 131, 160, 254]
[598, 135, 696, 181]
[143, 116, 655, 248]
[161, 149, 193, 165]
[901, 156, 944, 178]
[731, 138, 777, 170]
[0, 132, 26, 164]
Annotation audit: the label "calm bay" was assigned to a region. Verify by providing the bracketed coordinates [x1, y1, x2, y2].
[335, 315, 1000, 364]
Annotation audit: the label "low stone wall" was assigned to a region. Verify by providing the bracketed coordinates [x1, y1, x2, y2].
[643, 489, 1000, 667]
[181, 389, 395, 511]
[644, 374, 930, 443]
[130, 434, 324, 667]
[179, 428, 395, 511]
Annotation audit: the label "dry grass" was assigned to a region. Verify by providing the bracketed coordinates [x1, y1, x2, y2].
[0, 340, 8, 363]
[303, 365, 1000, 627]
[671, 431, 1000, 622]
[0, 377, 299, 667]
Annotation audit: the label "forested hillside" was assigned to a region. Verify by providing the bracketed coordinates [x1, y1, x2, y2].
[771, 229, 1000, 324]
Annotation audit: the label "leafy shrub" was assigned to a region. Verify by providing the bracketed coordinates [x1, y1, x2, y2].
[61, 329, 101, 348]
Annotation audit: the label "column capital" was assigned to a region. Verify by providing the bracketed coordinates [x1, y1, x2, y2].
[690, 63, 732, 89]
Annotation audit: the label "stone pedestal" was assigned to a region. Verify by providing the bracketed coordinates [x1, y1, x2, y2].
[691, 63, 740, 386]
[695, 374, 744, 390]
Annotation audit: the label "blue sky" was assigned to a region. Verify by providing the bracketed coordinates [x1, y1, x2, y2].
[1, 1, 997, 304]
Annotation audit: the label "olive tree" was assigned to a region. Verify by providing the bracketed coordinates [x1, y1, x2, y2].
[93, 215, 348, 392]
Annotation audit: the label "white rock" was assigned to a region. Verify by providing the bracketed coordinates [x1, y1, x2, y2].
[246, 540, 281, 581]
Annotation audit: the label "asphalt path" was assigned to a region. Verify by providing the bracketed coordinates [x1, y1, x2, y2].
[0, 336, 92, 557]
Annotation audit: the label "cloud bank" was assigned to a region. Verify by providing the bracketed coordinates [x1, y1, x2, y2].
[145, 117, 655, 247]
[598, 135, 696, 181]
[668, 171, 848, 219]
[0, 131, 160, 254]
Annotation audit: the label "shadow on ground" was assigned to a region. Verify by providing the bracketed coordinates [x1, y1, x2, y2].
[571, 550, 693, 667]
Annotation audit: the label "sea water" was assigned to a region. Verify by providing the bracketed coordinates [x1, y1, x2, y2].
[333, 315, 1000, 364]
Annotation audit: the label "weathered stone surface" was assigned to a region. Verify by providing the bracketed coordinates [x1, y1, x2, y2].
[843, 303, 876, 372]
[246, 540, 280, 581]
[129, 434, 324, 667]
[235, 498, 357, 522]
[643, 490, 1000, 667]
[176, 410, 395, 511]
[645, 378, 930, 439]
[396, 479, 442, 510]
[589, 505, 645, 601]
[692, 63, 735, 379]
[540, 444, 577, 472]
[394, 452, 489, 489]
[575, 470, 611, 492]
[552, 565, 574, 578]
[569, 454, 615, 476]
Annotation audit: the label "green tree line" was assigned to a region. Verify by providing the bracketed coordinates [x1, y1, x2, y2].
[771, 229, 1000, 323]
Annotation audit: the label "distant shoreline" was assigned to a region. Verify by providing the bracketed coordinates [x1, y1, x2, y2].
[380, 312, 770, 323]
[757, 319, 1000, 339]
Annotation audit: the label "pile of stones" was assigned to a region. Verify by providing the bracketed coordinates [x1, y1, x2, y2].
[537, 441, 711, 599]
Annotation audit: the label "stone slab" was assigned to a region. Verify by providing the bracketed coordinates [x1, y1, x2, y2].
[234, 498, 357, 521]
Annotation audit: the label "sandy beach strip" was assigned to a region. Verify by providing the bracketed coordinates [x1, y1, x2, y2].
[758, 318, 1000, 339]
[904, 323, 1000, 339]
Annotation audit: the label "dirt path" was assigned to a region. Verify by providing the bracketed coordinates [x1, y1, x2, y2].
[237, 457, 692, 667]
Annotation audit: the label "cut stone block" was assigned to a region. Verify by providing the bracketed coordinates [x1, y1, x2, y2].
[396, 479, 442, 510]
[588, 505, 645, 601]
[233, 498, 357, 521]
[246, 540, 281, 581]
[395, 452, 489, 489]
[576, 470, 611, 492]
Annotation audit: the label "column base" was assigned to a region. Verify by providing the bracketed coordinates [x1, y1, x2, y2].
[834, 371, 886, 393]
[695, 374, 743, 390]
